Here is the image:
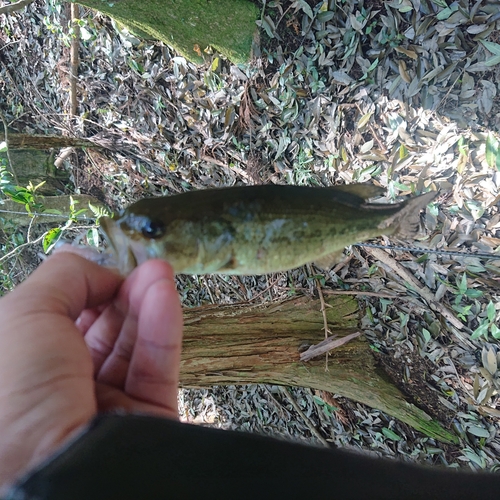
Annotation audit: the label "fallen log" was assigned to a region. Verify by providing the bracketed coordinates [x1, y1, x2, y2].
[179, 295, 458, 444]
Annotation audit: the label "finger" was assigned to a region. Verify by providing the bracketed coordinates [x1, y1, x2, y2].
[76, 309, 101, 334]
[95, 383, 178, 419]
[93, 260, 177, 389]
[11, 251, 123, 320]
[125, 275, 183, 413]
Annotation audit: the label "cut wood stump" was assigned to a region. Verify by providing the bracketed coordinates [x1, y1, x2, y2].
[180, 295, 458, 444]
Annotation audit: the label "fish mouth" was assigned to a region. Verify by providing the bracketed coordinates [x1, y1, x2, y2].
[100, 217, 148, 275]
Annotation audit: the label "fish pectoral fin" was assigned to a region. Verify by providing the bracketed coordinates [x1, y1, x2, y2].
[314, 250, 346, 270]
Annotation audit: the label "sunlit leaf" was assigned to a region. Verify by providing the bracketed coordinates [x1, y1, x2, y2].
[485, 133, 500, 170]
[80, 26, 92, 41]
[357, 111, 373, 129]
[43, 227, 62, 254]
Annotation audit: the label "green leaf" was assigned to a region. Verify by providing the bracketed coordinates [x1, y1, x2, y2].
[436, 3, 458, 20]
[43, 227, 62, 254]
[431, 0, 448, 7]
[480, 40, 500, 56]
[421, 328, 431, 344]
[382, 427, 401, 441]
[4, 186, 33, 205]
[490, 324, 500, 339]
[457, 273, 468, 295]
[485, 55, 500, 67]
[87, 227, 100, 247]
[471, 322, 489, 340]
[466, 425, 490, 438]
[487, 301, 496, 322]
[465, 289, 483, 299]
[366, 57, 379, 72]
[0, 141, 7, 152]
[485, 133, 500, 170]
[296, 0, 314, 19]
[317, 11, 334, 22]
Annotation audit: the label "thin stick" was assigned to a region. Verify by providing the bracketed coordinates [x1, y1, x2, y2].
[278, 386, 329, 447]
[0, 0, 34, 15]
[322, 289, 400, 299]
[300, 331, 362, 362]
[70, 3, 80, 117]
[248, 274, 283, 302]
[201, 277, 216, 304]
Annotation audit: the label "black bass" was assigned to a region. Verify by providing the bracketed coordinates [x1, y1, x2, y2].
[100, 184, 437, 275]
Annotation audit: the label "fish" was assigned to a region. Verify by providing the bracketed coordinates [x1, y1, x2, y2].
[99, 184, 437, 276]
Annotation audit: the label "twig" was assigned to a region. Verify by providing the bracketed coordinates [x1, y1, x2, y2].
[300, 331, 363, 362]
[317, 283, 332, 340]
[0, 233, 45, 264]
[366, 247, 464, 330]
[201, 277, 216, 304]
[322, 289, 400, 299]
[248, 274, 284, 302]
[70, 3, 80, 117]
[278, 386, 329, 447]
[0, 111, 19, 185]
[215, 275, 246, 302]
[26, 213, 36, 243]
[316, 281, 331, 373]
[0, 0, 34, 15]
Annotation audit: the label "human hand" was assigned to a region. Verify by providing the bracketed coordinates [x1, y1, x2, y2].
[0, 251, 183, 487]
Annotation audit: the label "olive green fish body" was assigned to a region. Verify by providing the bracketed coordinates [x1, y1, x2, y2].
[100, 185, 436, 275]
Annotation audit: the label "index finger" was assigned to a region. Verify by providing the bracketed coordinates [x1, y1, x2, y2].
[9, 251, 124, 320]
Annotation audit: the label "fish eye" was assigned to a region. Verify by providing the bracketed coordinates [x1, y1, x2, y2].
[140, 219, 165, 239]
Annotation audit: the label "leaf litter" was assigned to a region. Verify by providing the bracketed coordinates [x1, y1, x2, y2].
[1, 0, 500, 470]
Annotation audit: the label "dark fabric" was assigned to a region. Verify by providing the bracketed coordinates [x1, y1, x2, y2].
[5, 414, 500, 500]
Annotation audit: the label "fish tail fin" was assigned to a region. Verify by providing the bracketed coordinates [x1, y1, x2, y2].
[374, 191, 438, 237]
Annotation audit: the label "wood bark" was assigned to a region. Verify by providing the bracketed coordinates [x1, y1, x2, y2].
[180, 295, 457, 444]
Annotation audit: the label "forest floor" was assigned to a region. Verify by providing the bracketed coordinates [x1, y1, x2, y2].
[1, 0, 500, 470]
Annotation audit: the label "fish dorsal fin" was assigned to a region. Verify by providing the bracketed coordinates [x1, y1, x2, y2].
[375, 191, 438, 238]
[331, 183, 385, 200]
[328, 184, 385, 208]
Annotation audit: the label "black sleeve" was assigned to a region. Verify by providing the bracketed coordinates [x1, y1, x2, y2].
[5, 414, 500, 500]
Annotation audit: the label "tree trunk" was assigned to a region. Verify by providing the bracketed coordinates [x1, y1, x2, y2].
[180, 295, 458, 444]
[71, 0, 259, 64]
[5, 132, 100, 150]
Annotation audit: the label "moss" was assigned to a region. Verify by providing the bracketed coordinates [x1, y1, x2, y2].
[73, 0, 259, 64]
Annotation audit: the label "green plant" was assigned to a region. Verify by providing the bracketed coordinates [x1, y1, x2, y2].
[471, 301, 500, 340]
[288, 147, 315, 185]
